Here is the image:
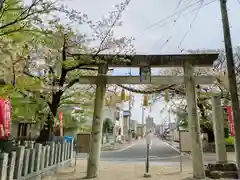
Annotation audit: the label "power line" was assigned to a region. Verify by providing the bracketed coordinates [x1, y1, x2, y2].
[169, 0, 217, 52]
[149, 0, 194, 53]
[177, 0, 184, 9]
[177, 0, 204, 49]
[146, 0, 217, 54]
[136, 0, 206, 36]
[120, 0, 217, 54]
[167, 0, 217, 52]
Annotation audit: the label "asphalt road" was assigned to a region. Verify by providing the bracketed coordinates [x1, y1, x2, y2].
[77, 135, 189, 164]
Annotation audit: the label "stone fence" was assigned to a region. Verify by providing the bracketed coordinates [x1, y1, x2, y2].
[0, 140, 74, 180]
[203, 142, 235, 153]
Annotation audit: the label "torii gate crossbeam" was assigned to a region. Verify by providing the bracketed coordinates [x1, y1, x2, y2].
[75, 75, 215, 84]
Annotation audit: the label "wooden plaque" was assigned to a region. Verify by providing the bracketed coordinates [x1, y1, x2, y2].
[76, 133, 91, 153]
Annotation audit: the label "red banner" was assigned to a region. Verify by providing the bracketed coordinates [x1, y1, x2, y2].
[227, 105, 235, 136]
[59, 112, 63, 136]
[0, 98, 11, 138]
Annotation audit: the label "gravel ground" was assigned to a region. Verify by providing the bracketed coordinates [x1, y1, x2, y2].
[42, 160, 216, 180]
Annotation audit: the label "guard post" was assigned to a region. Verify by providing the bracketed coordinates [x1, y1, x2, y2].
[144, 132, 151, 178]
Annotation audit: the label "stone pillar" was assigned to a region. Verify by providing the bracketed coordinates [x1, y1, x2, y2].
[41, 146, 46, 170]
[64, 142, 68, 160]
[45, 146, 50, 168]
[48, 142, 55, 166]
[0, 153, 8, 180]
[7, 152, 16, 180]
[60, 141, 65, 162]
[56, 143, 61, 163]
[14, 146, 25, 179]
[183, 60, 205, 179]
[28, 148, 35, 173]
[22, 148, 30, 176]
[69, 139, 74, 159]
[65, 142, 69, 160]
[34, 143, 42, 172]
[212, 95, 227, 163]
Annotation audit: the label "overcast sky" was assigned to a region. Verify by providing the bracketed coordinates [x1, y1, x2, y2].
[63, 0, 240, 124]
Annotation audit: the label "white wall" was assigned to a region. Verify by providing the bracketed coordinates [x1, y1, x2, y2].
[102, 105, 124, 136]
[102, 106, 115, 122]
[130, 120, 137, 132]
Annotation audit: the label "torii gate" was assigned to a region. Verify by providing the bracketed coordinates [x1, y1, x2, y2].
[72, 53, 219, 179]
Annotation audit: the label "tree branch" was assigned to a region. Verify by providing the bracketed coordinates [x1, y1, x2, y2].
[64, 78, 79, 90]
[17, 88, 51, 106]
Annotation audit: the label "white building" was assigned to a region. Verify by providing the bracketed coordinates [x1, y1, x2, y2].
[155, 124, 168, 134]
[168, 122, 177, 130]
[101, 102, 125, 142]
[130, 120, 137, 132]
[146, 116, 154, 132]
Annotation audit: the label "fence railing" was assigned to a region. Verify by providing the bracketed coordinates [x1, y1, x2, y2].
[0, 139, 74, 180]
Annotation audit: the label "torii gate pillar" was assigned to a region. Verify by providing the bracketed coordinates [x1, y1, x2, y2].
[183, 60, 205, 179]
[86, 64, 108, 178]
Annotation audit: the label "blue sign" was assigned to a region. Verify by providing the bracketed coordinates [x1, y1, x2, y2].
[123, 110, 130, 117]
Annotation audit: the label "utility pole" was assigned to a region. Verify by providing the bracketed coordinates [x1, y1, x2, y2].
[219, 0, 240, 172]
[168, 107, 173, 145]
[128, 68, 132, 142]
[144, 132, 151, 178]
[141, 106, 145, 137]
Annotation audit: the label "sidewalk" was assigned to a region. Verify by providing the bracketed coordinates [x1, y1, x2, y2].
[163, 140, 237, 163]
[43, 160, 198, 180]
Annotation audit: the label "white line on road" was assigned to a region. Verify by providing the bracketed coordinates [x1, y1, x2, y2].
[161, 141, 181, 154]
[114, 143, 136, 152]
[77, 155, 181, 161]
[149, 155, 181, 160]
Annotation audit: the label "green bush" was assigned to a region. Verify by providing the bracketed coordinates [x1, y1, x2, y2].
[225, 136, 234, 145]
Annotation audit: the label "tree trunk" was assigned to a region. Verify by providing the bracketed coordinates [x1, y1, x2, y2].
[34, 37, 68, 144]
[35, 92, 61, 143]
[35, 114, 55, 144]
